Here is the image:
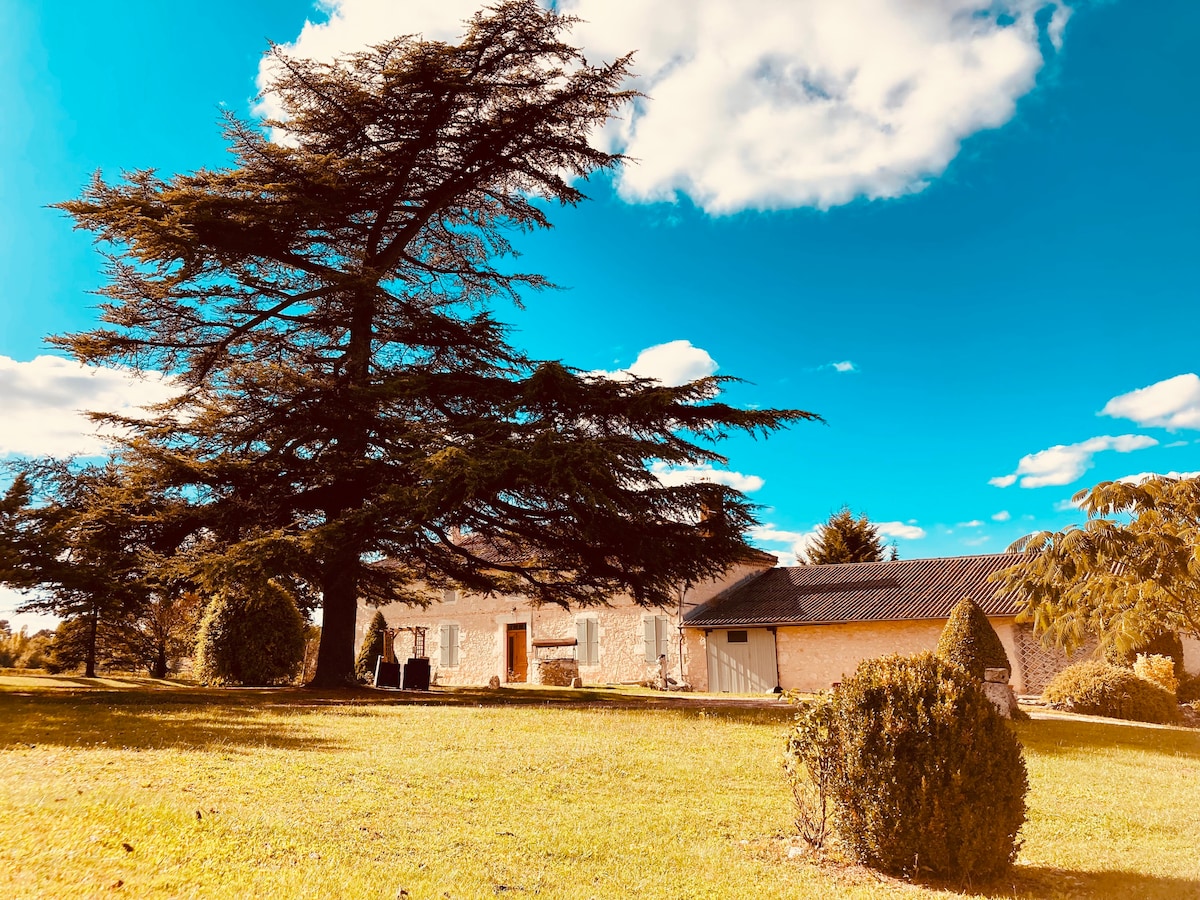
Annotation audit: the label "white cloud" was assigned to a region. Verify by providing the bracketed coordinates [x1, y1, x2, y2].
[1101, 374, 1200, 430]
[957, 519, 985, 528]
[260, 0, 1071, 213]
[592, 340, 717, 386]
[0, 356, 176, 458]
[962, 535, 991, 547]
[876, 521, 927, 540]
[747, 522, 822, 564]
[649, 461, 763, 493]
[990, 434, 1159, 489]
[830, 361, 857, 373]
[991, 510, 1011, 522]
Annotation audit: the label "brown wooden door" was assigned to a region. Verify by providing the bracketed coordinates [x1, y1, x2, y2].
[506, 623, 528, 682]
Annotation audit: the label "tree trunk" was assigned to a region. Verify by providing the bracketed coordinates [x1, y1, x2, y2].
[151, 644, 168, 679]
[308, 545, 362, 688]
[84, 603, 98, 679]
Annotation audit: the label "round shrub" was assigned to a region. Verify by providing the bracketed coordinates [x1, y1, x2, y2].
[828, 652, 1027, 881]
[195, 580, 306, 686]
[936, 596, 1011, 680]
[355, 610, 389, 683]
[1042, 660, 1180, 724]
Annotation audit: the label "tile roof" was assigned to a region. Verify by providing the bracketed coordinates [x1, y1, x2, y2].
[684, 552, 1028, 627]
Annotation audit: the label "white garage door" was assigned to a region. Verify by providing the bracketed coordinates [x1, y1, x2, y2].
[706, 628, 778, 693]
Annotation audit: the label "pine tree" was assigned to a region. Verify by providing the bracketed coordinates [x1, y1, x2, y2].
[804, 507, 887, 565]
[50, 2, 817, 686]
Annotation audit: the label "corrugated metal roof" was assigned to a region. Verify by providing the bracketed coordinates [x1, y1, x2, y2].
[684, 552, 1028, 627]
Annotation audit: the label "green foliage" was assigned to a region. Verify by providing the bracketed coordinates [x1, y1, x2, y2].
[1043, 660, 1180, 724]
[1133, 653, 1179, 696]
[820, 653, 1028, 881]
[804, 506, 888, 564]
[783, 694, 839, 849]
[1178, 671, 1200, 704]
[997, 476, 1200, 654]
[1105, 630, 1186, 681]
[51, 1, 817, 687]
[0, 624, 55, 670]
[936, 596, 1012, 679]
[194, 581, 306, 686]
[354, 612, 389, 683]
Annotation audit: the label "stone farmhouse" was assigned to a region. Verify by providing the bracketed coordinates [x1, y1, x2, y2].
[356, 551, 1200, 695]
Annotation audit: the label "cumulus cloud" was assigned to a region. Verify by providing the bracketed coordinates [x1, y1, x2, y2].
[649, 461, 763, 493]
[957, 519, 985, 528]
[1101, 374, 1200, 430]
[591, 340, 717, 386]
[259, 0, 1071, 213]
[876, 521, 927, 540]
[990, 434, 1158, 489]
[991, 510, 1011, 522]
[830, 361, 857, 373]
[747, 522, 822, 565]
[0, 356, 176, 458]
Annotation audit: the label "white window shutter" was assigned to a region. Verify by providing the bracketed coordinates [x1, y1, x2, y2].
[439, 624, 450, 667]
[448, 624, 459, 667]
[644, 617, 658, 663]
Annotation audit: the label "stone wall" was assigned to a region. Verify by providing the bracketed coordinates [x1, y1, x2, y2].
[355, 559, 773, 687]
[532, 657, 579, 687]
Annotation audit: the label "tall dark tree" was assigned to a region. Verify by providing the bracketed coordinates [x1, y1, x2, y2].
[53, 2, 816, 687]
[804, 506, 887, 565]
[0, 459, 196, 677]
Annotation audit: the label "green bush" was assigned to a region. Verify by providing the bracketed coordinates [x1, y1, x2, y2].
[936, 596, 1011, 680]
[783, 694, 839, 849]
[1105, 631, 1186, 680]
[1134, 653, 1178, 696]
[1179, 671, 1200, 704]
[355, 611, 389, 683]
[194, 580, 306, 686]
[792, 652, 1027, 881]
[1043, 660, 1180, 724]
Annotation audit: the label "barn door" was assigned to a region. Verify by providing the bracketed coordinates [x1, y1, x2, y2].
[706, 628, 777, 693]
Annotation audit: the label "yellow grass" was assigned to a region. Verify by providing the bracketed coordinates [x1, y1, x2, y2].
[0, 675, 1197, 899]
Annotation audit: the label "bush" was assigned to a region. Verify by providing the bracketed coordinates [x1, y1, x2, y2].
[1134, 653, 1178, 696]
[1179, 672, 1200, 704]
[783, 694, 839, 850]
[1043, 660, 1180, 724]
[1105, 630, 1186, 680]
[355, 611, 389, 683]
[787, 653, 1028, 881]
[936, 596, 1011, 680]
[194, 580, 306, 686]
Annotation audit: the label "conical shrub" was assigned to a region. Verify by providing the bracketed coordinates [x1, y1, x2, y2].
[936, 596, 1011, 679]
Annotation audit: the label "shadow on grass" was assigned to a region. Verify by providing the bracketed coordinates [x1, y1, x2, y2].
[1005, 864, 1200, 899]
[1014, 716, 1200, 760]
[0, 690, 343, 753]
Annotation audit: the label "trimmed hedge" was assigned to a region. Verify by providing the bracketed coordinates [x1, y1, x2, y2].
[796, 652, 1028, 881]
[936, 596, 1011, 680]
[1042, 660, 1180, 724]
[195, 580, 306, 686]
[355, 611, 389, 683]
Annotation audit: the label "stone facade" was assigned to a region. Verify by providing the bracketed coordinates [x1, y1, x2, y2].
[355, 559, 773, 687]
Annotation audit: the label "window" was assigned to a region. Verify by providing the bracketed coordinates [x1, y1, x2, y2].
[441, 588, 458, 604]
[576, 618, 599, 666]
[644, 615, 671, 663]
[727, 630, 749, 643]
[439, 623, 460, 666]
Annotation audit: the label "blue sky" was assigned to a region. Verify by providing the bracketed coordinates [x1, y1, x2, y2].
[2, 1, 1198, 627]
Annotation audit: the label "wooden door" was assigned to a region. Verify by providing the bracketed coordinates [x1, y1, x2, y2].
[706, 628, 778, 693]
[506, 623, 528, 682]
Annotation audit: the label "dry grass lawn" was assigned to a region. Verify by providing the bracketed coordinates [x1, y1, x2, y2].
[0, 675, 1197, 899]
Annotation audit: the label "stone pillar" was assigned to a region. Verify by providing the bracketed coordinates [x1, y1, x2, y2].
[982, 667, 1018, 719]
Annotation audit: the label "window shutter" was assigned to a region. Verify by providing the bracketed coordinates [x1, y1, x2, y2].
[577, 619, 590, 666]
[644, 617, 658, 663]
[655, 616, 669, 659]
[439, 624, 459, 667]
